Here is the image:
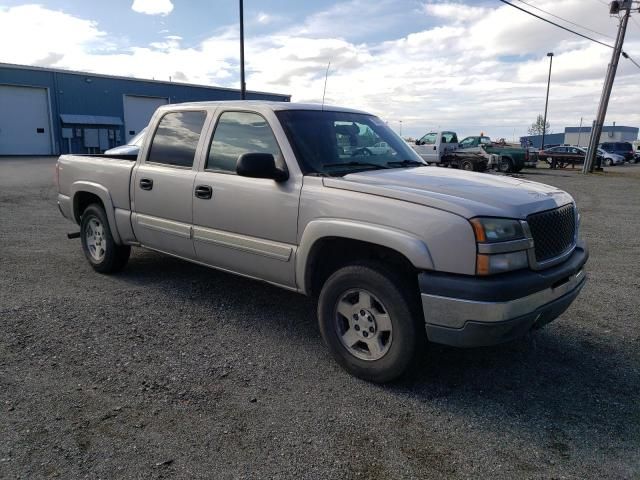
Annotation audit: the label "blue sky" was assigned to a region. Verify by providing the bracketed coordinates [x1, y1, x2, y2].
[1, 0, 639, 139]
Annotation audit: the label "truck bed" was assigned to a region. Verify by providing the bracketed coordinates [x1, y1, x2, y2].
[57, 154, 136, 214]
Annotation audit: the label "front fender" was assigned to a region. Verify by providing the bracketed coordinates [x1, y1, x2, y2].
[70, 181, 122, 244]
[296, 219, 434, 294]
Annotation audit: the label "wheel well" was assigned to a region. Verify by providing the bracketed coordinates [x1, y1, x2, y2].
[305, 237, 418, 298]
[73, 192, 104, 223]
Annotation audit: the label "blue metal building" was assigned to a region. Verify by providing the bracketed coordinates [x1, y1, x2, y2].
[519, 133, 565, 149]
[520, 125, 638, 149]
[0, 63, 290, 155]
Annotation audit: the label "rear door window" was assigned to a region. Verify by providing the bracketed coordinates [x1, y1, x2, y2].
[147, 111, 207, 167]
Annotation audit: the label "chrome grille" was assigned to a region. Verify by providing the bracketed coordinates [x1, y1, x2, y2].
[527, 204, 576, 263]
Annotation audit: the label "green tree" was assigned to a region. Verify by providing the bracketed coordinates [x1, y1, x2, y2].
[528, 114, 551, 136]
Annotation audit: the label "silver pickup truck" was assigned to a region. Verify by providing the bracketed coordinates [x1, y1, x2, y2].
[56, 101, 588, 383]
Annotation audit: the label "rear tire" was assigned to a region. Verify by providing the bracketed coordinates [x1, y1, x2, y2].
[317, 262, 424, 383]
[460, 159, 474, 171]
[80, 204, 130, 273]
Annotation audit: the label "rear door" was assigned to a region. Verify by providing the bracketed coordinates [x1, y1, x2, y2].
[132, 109, 209, 259]
[191, 109, 302, 288]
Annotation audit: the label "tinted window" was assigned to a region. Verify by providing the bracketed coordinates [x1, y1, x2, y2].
[207, 112, 281, 173]
[441, 132, 458, 143]
[614, 142, 632, 151]
[147, 111, 206, 167]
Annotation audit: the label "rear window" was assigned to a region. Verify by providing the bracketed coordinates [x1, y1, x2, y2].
[147, 111, 207, 167]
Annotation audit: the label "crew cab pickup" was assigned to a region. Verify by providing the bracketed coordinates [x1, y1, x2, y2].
[56, 101, 588, 383]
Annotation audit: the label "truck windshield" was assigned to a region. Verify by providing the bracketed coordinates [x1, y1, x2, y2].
[276, 110, 424, 176]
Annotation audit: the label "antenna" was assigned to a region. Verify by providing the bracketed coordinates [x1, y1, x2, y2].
[321, 61, 331, 110]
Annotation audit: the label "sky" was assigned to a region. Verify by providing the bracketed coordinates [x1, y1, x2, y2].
[1, 0, 639, 140]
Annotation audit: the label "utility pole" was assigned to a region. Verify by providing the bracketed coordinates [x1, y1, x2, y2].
[576, 117, 583, 147]
[239, 0, 246, 100]
[541, 52, 554, 150]
[583, 1, 632, 173]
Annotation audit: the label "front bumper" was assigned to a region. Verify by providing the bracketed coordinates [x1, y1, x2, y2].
[419, 244, 588, 347]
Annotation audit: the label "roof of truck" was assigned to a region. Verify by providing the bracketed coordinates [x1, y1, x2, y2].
[161, 100, 370, 115]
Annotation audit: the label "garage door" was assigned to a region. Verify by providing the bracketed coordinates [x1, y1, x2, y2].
[0, 85, 53, 155]
[123, 95, 168, 142]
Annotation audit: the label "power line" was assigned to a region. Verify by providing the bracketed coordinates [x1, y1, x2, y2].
[497, 0, 614, 48]
[622, 51, 640, 69]
[498, 0, 640, 70]
[515, 0, 615, 39]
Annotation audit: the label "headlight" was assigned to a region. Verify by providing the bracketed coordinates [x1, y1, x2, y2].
[469, 217, 531, 275]
[469, 218, 524, 243]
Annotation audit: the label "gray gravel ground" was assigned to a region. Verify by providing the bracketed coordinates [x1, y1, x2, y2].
[1, 157, 639, 479]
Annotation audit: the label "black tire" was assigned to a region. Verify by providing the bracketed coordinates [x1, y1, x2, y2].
[460, 159, 474, 171]
[317, 262, 424, 383]
[498, 156, 513, 173]
[80, 204, 130, 273]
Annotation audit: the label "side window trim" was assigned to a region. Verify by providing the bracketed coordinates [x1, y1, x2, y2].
[204, 110, 284, 175]
[144, 109, 208, 169]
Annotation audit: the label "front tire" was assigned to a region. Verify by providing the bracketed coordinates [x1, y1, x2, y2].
[80, 204, 130, 273]
[498, 156, 513, 173]
[317, 262, 423, 383]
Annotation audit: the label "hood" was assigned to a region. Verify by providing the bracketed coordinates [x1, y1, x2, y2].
[323, 167, 573, 219]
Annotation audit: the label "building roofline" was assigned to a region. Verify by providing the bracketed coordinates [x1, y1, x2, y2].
[564, 125, 638, 133]
[0, 62, 291, 99]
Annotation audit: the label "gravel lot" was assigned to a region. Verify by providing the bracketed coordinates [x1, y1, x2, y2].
[1, 157, 639, 479]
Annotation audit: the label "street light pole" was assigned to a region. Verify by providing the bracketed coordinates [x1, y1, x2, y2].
[540, 52, 553, 150]
[239, 0, 246, 100]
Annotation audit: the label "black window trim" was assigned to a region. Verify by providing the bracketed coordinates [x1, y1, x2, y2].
[144, 109, 208, 170]
[204, 109, 286, 176]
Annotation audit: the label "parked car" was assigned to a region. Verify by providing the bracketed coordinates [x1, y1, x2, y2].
[599, 141, 634, 162]
[56, 101, 588, 383]
[597, 148, 625, 166]
[540, 145, 604, 168]
[104, 128, 147, 155]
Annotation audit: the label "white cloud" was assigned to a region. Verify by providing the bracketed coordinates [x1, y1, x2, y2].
[131, 0, 174, 16]
[257, 12, 272, 24]
[1, 1, 639, 140]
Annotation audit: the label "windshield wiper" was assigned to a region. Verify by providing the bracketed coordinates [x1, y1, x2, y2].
[322, 161, 389, 170]
[386, 159, 426, 167]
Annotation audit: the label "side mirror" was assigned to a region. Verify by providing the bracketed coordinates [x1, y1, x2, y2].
[236, 153, 288, 182]
[415, 139, 421, 145]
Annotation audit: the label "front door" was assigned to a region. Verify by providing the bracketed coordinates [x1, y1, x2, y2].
[414, 132, 439, 162]
[132, 109, 208, 259]
[192, 110, 301, 288]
